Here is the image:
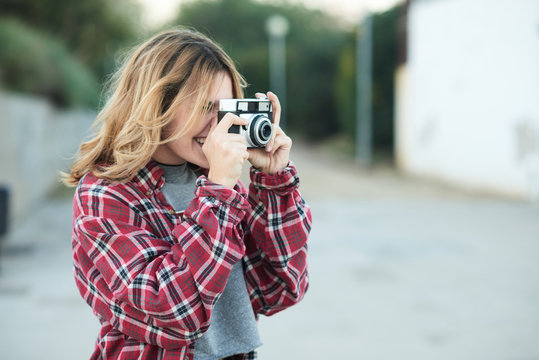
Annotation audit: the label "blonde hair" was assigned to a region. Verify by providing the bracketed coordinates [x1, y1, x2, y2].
[63, 28, 246, 186]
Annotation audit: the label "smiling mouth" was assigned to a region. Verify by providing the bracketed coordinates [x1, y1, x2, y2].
[194, 137, 205, 145]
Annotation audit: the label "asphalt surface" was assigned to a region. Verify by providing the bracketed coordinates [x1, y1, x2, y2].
[1, 143, 538, 359]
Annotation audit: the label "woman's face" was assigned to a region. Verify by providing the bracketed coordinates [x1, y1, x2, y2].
[153, 72, 233, 168]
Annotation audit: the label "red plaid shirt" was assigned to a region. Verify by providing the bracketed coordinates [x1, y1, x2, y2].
[72, 161, 311, 359]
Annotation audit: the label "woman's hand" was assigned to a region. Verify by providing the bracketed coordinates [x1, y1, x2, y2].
[248, 92, 292, 175]
[203, 114, 249, 188]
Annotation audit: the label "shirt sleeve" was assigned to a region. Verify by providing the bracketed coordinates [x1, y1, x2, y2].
[242, 162, 312, 316]
[72, 178, 249, 350]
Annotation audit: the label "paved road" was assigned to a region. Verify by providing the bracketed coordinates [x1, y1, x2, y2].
[1, 143, 538, 359]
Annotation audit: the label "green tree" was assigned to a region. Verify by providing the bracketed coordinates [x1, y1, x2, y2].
[0, 18, 99, 108]
[336, 4, 402, 154]
[0, 0, 141, 81]
[372, 5, 400, 151]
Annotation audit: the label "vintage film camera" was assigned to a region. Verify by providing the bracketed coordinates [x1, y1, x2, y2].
[218, 98, 274, 148]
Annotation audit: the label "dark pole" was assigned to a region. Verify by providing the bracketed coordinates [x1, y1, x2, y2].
[0, 186, 9, 237]
[356, 13, 373, 168]
[266, 15, 289, 130]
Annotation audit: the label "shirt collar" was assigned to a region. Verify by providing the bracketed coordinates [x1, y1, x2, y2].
[132, 160, 165, 192]
[132, 161, 207, 193]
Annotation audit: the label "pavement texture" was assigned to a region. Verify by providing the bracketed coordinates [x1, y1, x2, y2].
[1, 142, 538, 360]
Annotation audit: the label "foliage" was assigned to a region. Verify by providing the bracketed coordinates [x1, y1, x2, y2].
[335, 33, 357, 138]
[371, 5, 400, 149]
[0, 0, 141, 82]
[0, 18, 99, 108]
[173, 0, 347, 139]
[0, 0, 402, 146]
[336, 4, 402, 151]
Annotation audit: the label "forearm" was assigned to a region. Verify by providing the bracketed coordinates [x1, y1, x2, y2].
[247, 162, 312, 261]
[244, 162, 312, 314]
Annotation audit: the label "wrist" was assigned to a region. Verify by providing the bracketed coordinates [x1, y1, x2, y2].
[257, 161, 289, 176]
[250, 162, 299, 193]
[191, 176, 250, 213]
[257, 167, 275, 176]
[208, 171, 234, 189]
[251, 161, 292, 178]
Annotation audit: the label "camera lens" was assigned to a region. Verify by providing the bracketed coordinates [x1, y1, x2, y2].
[260, 122, 272, 139]
[248, 115, 273, 147]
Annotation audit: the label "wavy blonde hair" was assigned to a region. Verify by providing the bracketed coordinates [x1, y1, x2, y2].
[63, 28, 246, 186]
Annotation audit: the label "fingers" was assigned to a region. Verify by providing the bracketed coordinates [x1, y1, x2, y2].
[204, 113, 247, 160]
[225, 141, 249, 160]
[204, 124, 248, 188]
[256, 91, 281, 152]
[255, 91, 281, 127]
[213, 112, 248, 135]
[269, 127, 291, 155]
[266, 91, 281, 127]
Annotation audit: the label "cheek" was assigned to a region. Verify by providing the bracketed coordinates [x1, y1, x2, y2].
[200, 113, 217, 131]
[172, 136, 192, 153]
[166, 110, 192, 139]
[161, 126, 171, 141]
[162, 120, 180, 141]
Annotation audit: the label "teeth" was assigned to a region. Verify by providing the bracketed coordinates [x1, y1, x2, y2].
[195, 138, 205, 144]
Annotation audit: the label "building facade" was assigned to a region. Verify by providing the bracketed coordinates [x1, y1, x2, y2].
[396, 0, 539, 200]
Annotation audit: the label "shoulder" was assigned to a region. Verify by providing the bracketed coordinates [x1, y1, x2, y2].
[74, 171, 147, 218]
[77, 171, 140, 198]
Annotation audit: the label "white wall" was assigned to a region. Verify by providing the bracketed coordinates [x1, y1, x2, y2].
[0, 92, 94, 224]
[397, 0, 539, 200]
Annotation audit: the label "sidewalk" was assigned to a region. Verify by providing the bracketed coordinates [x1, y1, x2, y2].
[1, 143, 539, 359]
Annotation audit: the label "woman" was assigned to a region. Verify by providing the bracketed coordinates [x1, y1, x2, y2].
[63, 28, 311, 360]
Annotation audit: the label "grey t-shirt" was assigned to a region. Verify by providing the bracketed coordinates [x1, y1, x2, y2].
[158, 162, 198, 213]
[157, 163, 262, 359]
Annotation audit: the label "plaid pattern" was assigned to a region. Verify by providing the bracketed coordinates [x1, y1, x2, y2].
[72, 161, 311, 360]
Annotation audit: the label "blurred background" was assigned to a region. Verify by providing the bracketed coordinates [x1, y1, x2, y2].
[0, 0, 538, 359]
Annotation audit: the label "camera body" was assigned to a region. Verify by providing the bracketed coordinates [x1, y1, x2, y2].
[218, 98, 273, 148]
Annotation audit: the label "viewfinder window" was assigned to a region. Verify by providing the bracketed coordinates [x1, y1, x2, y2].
[238, 102, 248, 111]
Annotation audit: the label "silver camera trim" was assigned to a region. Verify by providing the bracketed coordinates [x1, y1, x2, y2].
[219, 98, 272, 113]
[239, 114, 274, 147]
[218, 98, 274, 148]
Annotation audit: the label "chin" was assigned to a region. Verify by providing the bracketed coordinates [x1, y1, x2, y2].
[179, 145, 207, 170]
[190, 156, 210, 170]
[198, 162, 210, 170]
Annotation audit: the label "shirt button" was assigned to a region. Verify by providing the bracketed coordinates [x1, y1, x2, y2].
[168, 209, 175, 215]
[145, 190, 152, 196]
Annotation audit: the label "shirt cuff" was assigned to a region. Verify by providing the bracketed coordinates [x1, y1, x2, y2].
[195, 176, 249, 211]
[250, 162, 300, 194]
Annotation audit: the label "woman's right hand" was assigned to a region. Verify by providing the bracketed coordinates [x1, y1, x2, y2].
[203, 113, 249, 188]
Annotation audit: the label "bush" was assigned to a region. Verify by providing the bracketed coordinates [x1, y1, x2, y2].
[335, 5, 402, 151]
[0, 18, 99, 108]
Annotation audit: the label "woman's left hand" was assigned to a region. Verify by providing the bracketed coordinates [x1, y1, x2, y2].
[248, 92, 292, 175]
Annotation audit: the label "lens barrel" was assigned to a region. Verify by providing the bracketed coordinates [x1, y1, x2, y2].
[248, 115, 273, 147]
